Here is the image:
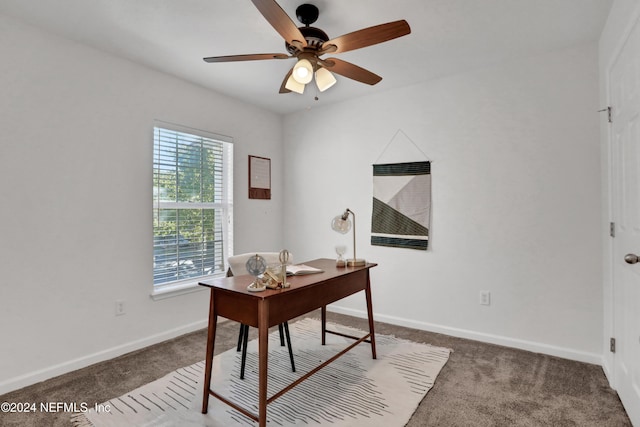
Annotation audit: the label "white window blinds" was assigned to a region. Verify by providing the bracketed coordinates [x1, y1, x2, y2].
[153, 125, 233, 287]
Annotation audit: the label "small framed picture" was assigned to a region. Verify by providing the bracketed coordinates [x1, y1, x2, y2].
[248, 155, 271, 199]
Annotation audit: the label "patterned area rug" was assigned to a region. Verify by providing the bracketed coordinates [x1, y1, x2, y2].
[72, 318, 450, 427]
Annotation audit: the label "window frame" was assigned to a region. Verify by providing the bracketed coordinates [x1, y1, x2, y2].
[151, 121, 233, 299]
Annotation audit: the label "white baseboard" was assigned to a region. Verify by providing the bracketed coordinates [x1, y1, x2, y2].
[601, 356, 615, 389]
[327, 305, 603, 366]
[2, 307, 604, 396]
[0, 318, 213, 396]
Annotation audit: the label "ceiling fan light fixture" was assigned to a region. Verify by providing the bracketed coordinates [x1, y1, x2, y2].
[292, 58, 313, 84]
[285, 74, 305, 94]
[203, 2, 411, 96]
[315, 67, 337, 92]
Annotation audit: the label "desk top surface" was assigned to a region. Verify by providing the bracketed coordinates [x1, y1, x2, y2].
[198, 258, 376, 298]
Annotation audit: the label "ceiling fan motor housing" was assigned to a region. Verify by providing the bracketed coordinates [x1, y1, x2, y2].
[286, 26, 329, 54]
[286, 4, 328, 54]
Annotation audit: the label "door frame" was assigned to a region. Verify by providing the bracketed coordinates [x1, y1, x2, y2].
[604, 0, 640, 401]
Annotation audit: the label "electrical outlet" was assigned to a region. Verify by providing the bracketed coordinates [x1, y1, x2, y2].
[480, 291, 491, 306]
[115, 300, 126, 316]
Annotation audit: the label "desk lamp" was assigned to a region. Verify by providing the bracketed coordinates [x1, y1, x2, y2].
[331, 208, 366, 267]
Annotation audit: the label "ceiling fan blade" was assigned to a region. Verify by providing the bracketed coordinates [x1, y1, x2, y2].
[324, 58, 382, 85]
[251, 0, 307, 48]
[279, 68, 293, 93]
[322, 20, 411, 54]
[203, 53, 290, 63]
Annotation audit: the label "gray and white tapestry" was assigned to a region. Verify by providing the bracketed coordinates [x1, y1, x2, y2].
[371, 161, 431, 250]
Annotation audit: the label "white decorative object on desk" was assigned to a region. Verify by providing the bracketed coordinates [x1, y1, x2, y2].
[335, 245, 347, 268]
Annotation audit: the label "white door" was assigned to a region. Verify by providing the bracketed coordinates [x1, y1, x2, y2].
[610, 11, 640, 426]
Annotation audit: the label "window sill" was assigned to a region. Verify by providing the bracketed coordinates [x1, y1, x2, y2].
[151, 271, 226, 300]
[150, 280, 208, 301]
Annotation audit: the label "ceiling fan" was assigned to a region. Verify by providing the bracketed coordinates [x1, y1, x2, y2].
[203, 0, 411, 94]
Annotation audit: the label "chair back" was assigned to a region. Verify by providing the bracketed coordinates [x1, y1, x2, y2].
[227, 252, 293, 277]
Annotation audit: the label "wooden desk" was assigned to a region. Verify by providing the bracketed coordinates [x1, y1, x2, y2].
[198, 258, 377, 427]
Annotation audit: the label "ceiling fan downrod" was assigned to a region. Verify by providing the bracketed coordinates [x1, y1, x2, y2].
[286, 4, 329, 54]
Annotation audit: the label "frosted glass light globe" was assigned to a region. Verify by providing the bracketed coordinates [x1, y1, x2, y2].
[292, 59, 313, 84]
[331, 215, 352, 234]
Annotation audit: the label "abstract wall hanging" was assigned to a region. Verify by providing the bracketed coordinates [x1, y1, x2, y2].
[371, 161, 431, 250]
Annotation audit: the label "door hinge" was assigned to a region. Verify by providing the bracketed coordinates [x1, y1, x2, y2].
[610, 337, 616, 353]
[598, 106, 612, 123]
[610, 222, 616, 238]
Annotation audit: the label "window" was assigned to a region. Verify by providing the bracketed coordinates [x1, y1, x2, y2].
[153, 124, 233, 291]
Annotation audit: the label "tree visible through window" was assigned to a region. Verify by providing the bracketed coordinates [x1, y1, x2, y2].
[153, 125, 233, 287]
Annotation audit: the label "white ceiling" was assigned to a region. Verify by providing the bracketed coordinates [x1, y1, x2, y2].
[0, 0, 612, 115]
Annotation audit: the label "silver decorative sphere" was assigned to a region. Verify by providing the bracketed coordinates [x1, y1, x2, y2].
[246, 254, 267, 277]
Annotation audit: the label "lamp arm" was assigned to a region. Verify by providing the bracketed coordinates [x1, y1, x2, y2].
[347, 209, 356, 263]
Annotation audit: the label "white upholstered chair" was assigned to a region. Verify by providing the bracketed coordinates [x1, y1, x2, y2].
[227, 252, 296, 379]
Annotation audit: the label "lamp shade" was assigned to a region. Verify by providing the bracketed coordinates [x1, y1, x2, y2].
[315, 67, 337, 92]
[285, 74, 305, 94]
[331, 215, 351, 234]
[292, 59, 313, 84]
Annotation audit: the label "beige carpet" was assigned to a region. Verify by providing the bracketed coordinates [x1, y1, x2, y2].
[72, 318, 450, 427]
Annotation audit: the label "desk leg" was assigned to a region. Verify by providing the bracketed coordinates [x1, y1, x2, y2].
[257, 299, 269, 427]
[364, 271, 377, 359]
[201, 289, 218, 413]
[321, 305, 326, 345]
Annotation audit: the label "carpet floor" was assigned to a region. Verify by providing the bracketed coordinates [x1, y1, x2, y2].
[0, 310, 631, 426]
[73, 318, 450, 427]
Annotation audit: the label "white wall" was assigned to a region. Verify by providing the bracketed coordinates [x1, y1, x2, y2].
[283, 43, 603, 363]
[0, 7, 608, 395]
[0, 15, 284, 394]
[598, 0, 640, 383]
